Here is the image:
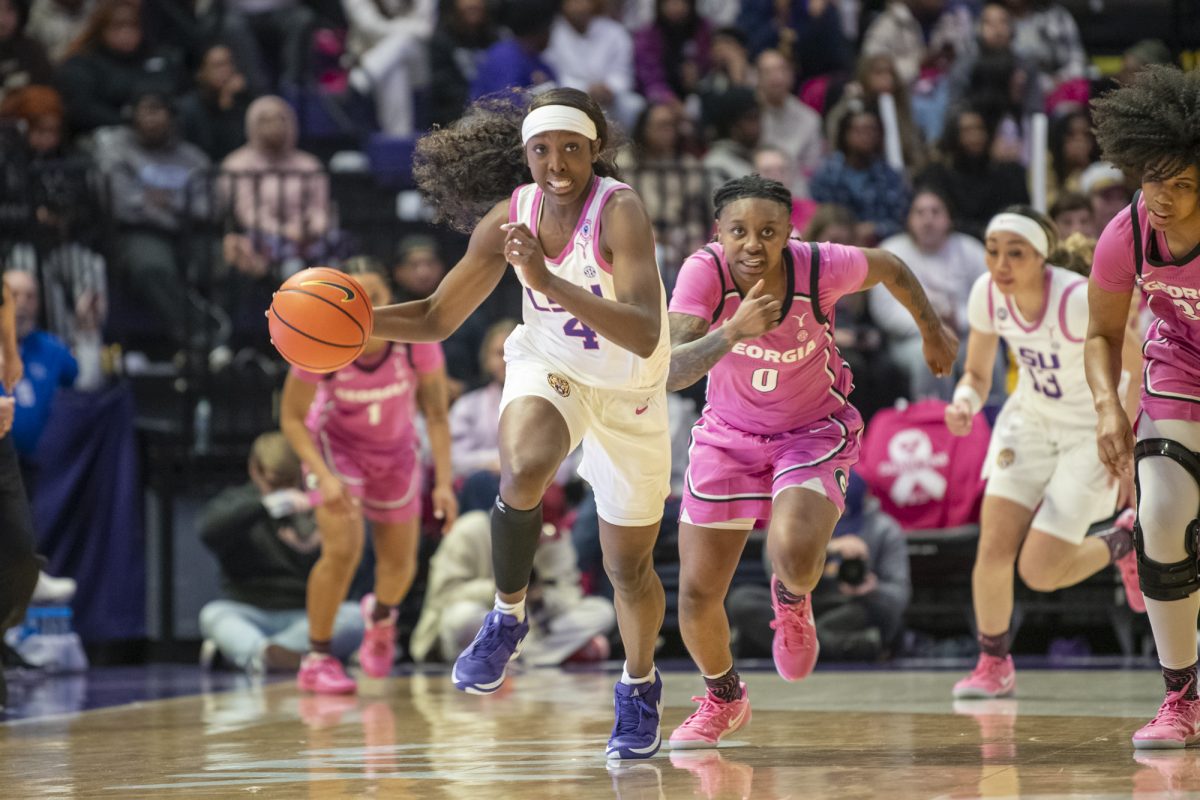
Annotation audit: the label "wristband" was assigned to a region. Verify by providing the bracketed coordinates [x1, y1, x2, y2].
[952, 385, 982, 416]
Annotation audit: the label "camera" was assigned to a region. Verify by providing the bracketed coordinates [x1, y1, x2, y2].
[838, 557, 867, 586]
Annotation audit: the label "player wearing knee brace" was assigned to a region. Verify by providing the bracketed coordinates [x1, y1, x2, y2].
[1088, 66, 1200, 749]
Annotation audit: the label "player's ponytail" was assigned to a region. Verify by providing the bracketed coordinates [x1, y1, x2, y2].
[413, 88, 621, 233]
[1056, 232, 1097, 277]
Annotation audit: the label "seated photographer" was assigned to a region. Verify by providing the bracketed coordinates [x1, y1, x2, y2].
[198, 432, 364, 673]
[728, 471, 911, 661]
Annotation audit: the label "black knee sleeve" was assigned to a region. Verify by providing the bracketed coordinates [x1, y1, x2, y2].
[490, 496, 543, 594]
[1134, 438, 1200, 602]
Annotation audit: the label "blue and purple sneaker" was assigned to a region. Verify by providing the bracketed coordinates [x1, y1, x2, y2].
[451, 610, 529, 695]
[606, 669, 663, 760]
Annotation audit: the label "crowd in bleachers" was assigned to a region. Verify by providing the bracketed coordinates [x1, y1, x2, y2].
[0, 0, 1191, 672]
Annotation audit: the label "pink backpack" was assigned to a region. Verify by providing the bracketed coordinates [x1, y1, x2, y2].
[858, 399, 990, 531]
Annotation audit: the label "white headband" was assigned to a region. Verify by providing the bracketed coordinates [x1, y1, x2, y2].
[986, 213, 1049, 258]
[521, 105, 598, 145]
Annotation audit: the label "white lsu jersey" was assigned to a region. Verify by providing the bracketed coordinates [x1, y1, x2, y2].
[967, 265, 1094, 429]
[505, 175, 670, 392]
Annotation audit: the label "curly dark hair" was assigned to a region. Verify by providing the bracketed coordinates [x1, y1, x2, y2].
[413, 87, 621, 233]
[1093, 65, 1200, 184]
[712, 174, 792, 219]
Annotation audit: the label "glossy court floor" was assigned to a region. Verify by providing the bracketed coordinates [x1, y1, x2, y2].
[3, 662, 1199, 799]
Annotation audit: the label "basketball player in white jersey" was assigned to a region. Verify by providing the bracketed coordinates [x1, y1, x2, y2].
[946, 207, 1144, 698]
[370, 88, 671, 760]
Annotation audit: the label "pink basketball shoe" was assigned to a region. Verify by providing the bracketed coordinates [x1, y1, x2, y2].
[669, 683, 751, 750]
[1111, 510, 1146, 614]
[953, 654, 1016, 699]
[359, 593, 397, 679]
[298, 653, 357, 694]
[1133, 690, 1200, 749]
[769, 576, 819, 681]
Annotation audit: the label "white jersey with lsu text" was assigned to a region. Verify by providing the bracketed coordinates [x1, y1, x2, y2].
[505, 175, 670, 392]
[966, 265, 1094, 429]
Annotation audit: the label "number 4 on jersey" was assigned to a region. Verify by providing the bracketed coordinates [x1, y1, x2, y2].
[564, 317, 600, 349]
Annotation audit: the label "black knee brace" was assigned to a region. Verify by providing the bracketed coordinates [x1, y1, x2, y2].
[1133, 438, 1200, 602]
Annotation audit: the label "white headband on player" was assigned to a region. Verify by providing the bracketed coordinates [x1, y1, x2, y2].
[985, 213, 1049, 258]
[521, 105, 598, 145]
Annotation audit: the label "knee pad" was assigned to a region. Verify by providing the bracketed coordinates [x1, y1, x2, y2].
[1133, 438, 1200, 601]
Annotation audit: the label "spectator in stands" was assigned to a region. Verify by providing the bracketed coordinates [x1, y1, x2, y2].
[620, 0, 735, 31]
[223, 0, 315, 91]
[618, 100, 708, 284]
[2, 268, 77, 495]
[199, 432, 365, 673]
[1046, 109, 1098, 206]
[450, 318, 516, 513]
[949, 3, 1042, 131]
[632, 0, 711, 108]
[825, 53, 926, 175]
[700, 86, 759, 185]
[178, 43, 253, 163]
[0, 86, 106, 373]
[756, 49, 823, 189]
[428, 0, 497, 128]
[870, 187, 986, 399]
[469, 0, 556, 100]
[25, 0, 89, 64]
[734, 0, 849, 78]
[1113, 38, 1172, 87]
[410, 510, 614, 666]
[810, 107, 909, 245]
[95, 87, 210, 349]
[1050, 191, 1096, 240]
[545, 0, 642, 130]
[1079, 161, 1131, 231]
[753, 146, 816, 234]
[220, 96, 333, 278]
[694, 25, 754, 107]
[54, 0, 181, 135]
[342, 0, 434, 137]
[1003, 0, 1087, 108]
[728, 471, 911, 661]
[139, 0, 265, 94]
[0, 0, 53, 103]
[391, 235, 445, 303]
[860, 0, 971, 91]
[915, 105, 1029, 240]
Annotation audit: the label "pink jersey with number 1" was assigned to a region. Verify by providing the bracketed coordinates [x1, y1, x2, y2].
[669, 239, 868, 435]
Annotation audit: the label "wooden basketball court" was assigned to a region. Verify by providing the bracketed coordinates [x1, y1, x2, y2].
[2, 665, 1196, 798]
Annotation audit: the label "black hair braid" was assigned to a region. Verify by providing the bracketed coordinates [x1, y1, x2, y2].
[712, 174, 793, 219]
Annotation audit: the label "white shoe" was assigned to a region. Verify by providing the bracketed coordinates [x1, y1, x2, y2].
[31, 571, 76, 604]
[199, 639, 219, 671]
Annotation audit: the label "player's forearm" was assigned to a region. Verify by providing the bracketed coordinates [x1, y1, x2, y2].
[668, 327, 736, 391]
[881, 255, 942, 337]
[426, 418, 454, 490]
[1085, 334, 1125, 413]
[543, 275, 661, 359]
[372, 299, 447, 343]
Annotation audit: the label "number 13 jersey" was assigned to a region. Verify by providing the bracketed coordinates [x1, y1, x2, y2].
[668, 239, 868, 436]
[966, 265, 1093, 429]
[505, 176, 670, 392]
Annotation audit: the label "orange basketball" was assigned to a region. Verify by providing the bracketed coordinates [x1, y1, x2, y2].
[268, 267, 374, 373]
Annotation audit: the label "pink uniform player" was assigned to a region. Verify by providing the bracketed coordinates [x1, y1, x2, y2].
[281, 258, 457, 695]
[665, 175, 957, 748]
[1087, 65, 1200, 748]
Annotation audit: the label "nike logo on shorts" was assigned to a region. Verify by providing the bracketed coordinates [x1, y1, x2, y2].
[635, 405, 649, 415]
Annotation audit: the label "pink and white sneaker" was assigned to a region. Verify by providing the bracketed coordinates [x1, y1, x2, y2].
[359, 593, 398, 679]
[669, 683, 751, 750]
[953, 654, 1016, 699]
[1112, 510, 1147, 614]
[769, 575, 819, 681]
[1133, 690, 1200, 749]
[298, 653, 357, 694]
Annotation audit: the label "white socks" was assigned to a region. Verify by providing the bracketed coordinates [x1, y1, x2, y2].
[621, 662, 654, 685]
[494, 594, 526, 622]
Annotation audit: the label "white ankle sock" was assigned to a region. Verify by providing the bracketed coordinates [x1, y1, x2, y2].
[621, 662, 654, 685]
[494, 594, 526, 622]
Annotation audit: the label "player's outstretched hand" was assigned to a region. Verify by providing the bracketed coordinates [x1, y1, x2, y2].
[922, 323, 959, 379]
[944, 399, 974, 436]
[1096, 404, 1135, 481]
[431, 484, 459, 534]
[501, 222, 551, 292]
[726, 280, 782, 342]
